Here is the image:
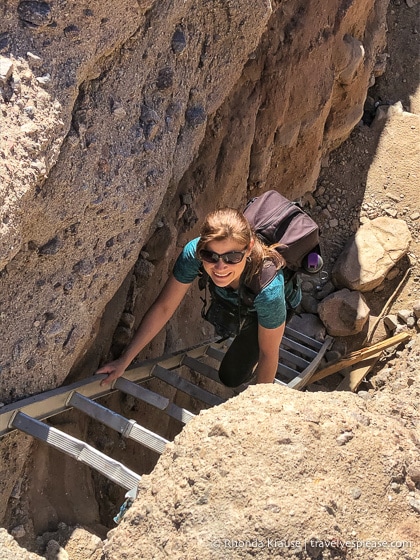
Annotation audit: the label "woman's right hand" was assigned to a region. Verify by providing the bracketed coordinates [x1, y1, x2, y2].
[96, 358, 128, 387]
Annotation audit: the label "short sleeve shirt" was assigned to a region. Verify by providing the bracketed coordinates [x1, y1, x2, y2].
[173, 238, 286, 328]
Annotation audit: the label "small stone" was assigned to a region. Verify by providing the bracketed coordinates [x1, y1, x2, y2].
[407, 463, 420, 483]
[112, 106, 127, 118]
[410, 211, 420, 220]
[336, 431, 354, 445]
[0, 56, 13, 83]
[185, 105, 206, 127]
[406, 0, 416, 7]
[329, 218, 339, 228]
[386, 192, 400, 202]
[181, 193, 193, 205]
[120, 312, 135, 330]
[36, 73, 51, 85]
[408, 496, 420, 513]
[406, 316, 416, 328]
[386, 267, 400, 281]
[390, 482, 400, 492]
[384, 208, 398, 218]
[351, 488, 362, 499]
[413, 300, 420, 319]
[383, 314, 399, 331]
[64, 24, 80, 38]
[27, 51, 42, 64]
[156, 67, 174, 90]
[397, 309, 412, 324]
[171, 28, 186, 53]
[0, 32, 10, 53]
[11, 524, 26, 538]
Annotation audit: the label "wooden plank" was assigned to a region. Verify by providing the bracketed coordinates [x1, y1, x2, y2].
[309, 332, 411, 384]
[336, 353, 381, 392]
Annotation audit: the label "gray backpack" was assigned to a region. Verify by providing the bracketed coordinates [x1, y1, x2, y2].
[244, 190, 322, 272]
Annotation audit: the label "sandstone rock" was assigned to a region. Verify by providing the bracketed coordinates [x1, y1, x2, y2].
[318, 289, 370, 337]
[332, 217, 412, 292]
[0, 528, 42, 559]
[102, 385, 419, 560]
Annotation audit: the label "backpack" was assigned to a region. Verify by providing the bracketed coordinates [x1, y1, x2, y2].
[243, 190, 322, 272]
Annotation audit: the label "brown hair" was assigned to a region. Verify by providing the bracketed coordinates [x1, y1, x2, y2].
[196, 207, 286, 284]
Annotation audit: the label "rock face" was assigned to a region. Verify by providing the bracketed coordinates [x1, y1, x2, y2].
[0, 0, 389, 406]
[332, 217, 412, 291]
[103, 385, 419, 560]
[0, 0, 391, 536]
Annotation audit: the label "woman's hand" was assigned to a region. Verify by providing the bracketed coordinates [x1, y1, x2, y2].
[96, 358, 129, 386]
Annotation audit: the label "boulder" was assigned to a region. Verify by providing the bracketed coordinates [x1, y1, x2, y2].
[332, 217, 411, 292]
[103, 385, 420, 560]
[318, 289, 370, 336]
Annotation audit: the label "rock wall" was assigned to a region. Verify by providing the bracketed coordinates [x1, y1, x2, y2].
[0, 0, 390, 533]
[0, 0, 388, 404]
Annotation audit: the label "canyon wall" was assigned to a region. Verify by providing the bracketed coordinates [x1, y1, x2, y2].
[0, 0, 389, 530]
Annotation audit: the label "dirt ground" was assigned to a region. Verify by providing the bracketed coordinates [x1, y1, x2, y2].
[306, 0, 420, 390]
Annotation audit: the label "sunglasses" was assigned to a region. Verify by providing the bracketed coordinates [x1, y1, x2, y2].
[199, 249, 247, 265]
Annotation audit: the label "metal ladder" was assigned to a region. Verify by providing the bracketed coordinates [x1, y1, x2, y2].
[0, 330, 332, 491]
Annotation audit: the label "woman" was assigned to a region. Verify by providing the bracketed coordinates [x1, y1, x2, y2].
[97, 207, 287, 387]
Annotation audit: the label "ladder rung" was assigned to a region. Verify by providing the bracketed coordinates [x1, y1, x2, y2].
[205, 346, 226, 362]
[281, 337, 318, 359]
[280, 348, 310, 370]
[284, 326, 323, 350]
[115, 378, 195, 424]
[153, 366, 224, 406]
[12, 412, 140, 491]
[182, 355, 221, 383]
[277, 363, 300, 380]
[274, 378, 288, 386]
[68, 392, 168, 454]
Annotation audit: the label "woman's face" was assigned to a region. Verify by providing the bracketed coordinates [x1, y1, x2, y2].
[201, 238, 253, 290]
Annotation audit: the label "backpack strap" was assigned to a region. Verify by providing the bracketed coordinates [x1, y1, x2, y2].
[239, 260, 278, 307]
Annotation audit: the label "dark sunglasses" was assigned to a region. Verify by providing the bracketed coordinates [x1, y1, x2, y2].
[199, 249, 247, 265]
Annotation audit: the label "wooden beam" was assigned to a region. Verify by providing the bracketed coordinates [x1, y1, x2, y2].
[335, 353, 381, 392]
[308, 332, 411, 384]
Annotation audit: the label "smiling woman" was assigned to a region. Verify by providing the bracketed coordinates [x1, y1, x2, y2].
[97, 208, 289, 388]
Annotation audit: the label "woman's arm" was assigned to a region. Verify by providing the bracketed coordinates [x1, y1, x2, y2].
[254, 322, 285, 384]
[97, 275, 192, 385]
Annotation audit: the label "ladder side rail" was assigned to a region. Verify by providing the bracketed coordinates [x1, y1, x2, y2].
[11, 412, 141, 491]
[288, 336, 334, 390]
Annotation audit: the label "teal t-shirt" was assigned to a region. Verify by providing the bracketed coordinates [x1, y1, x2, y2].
[173, 238, 287, 328]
